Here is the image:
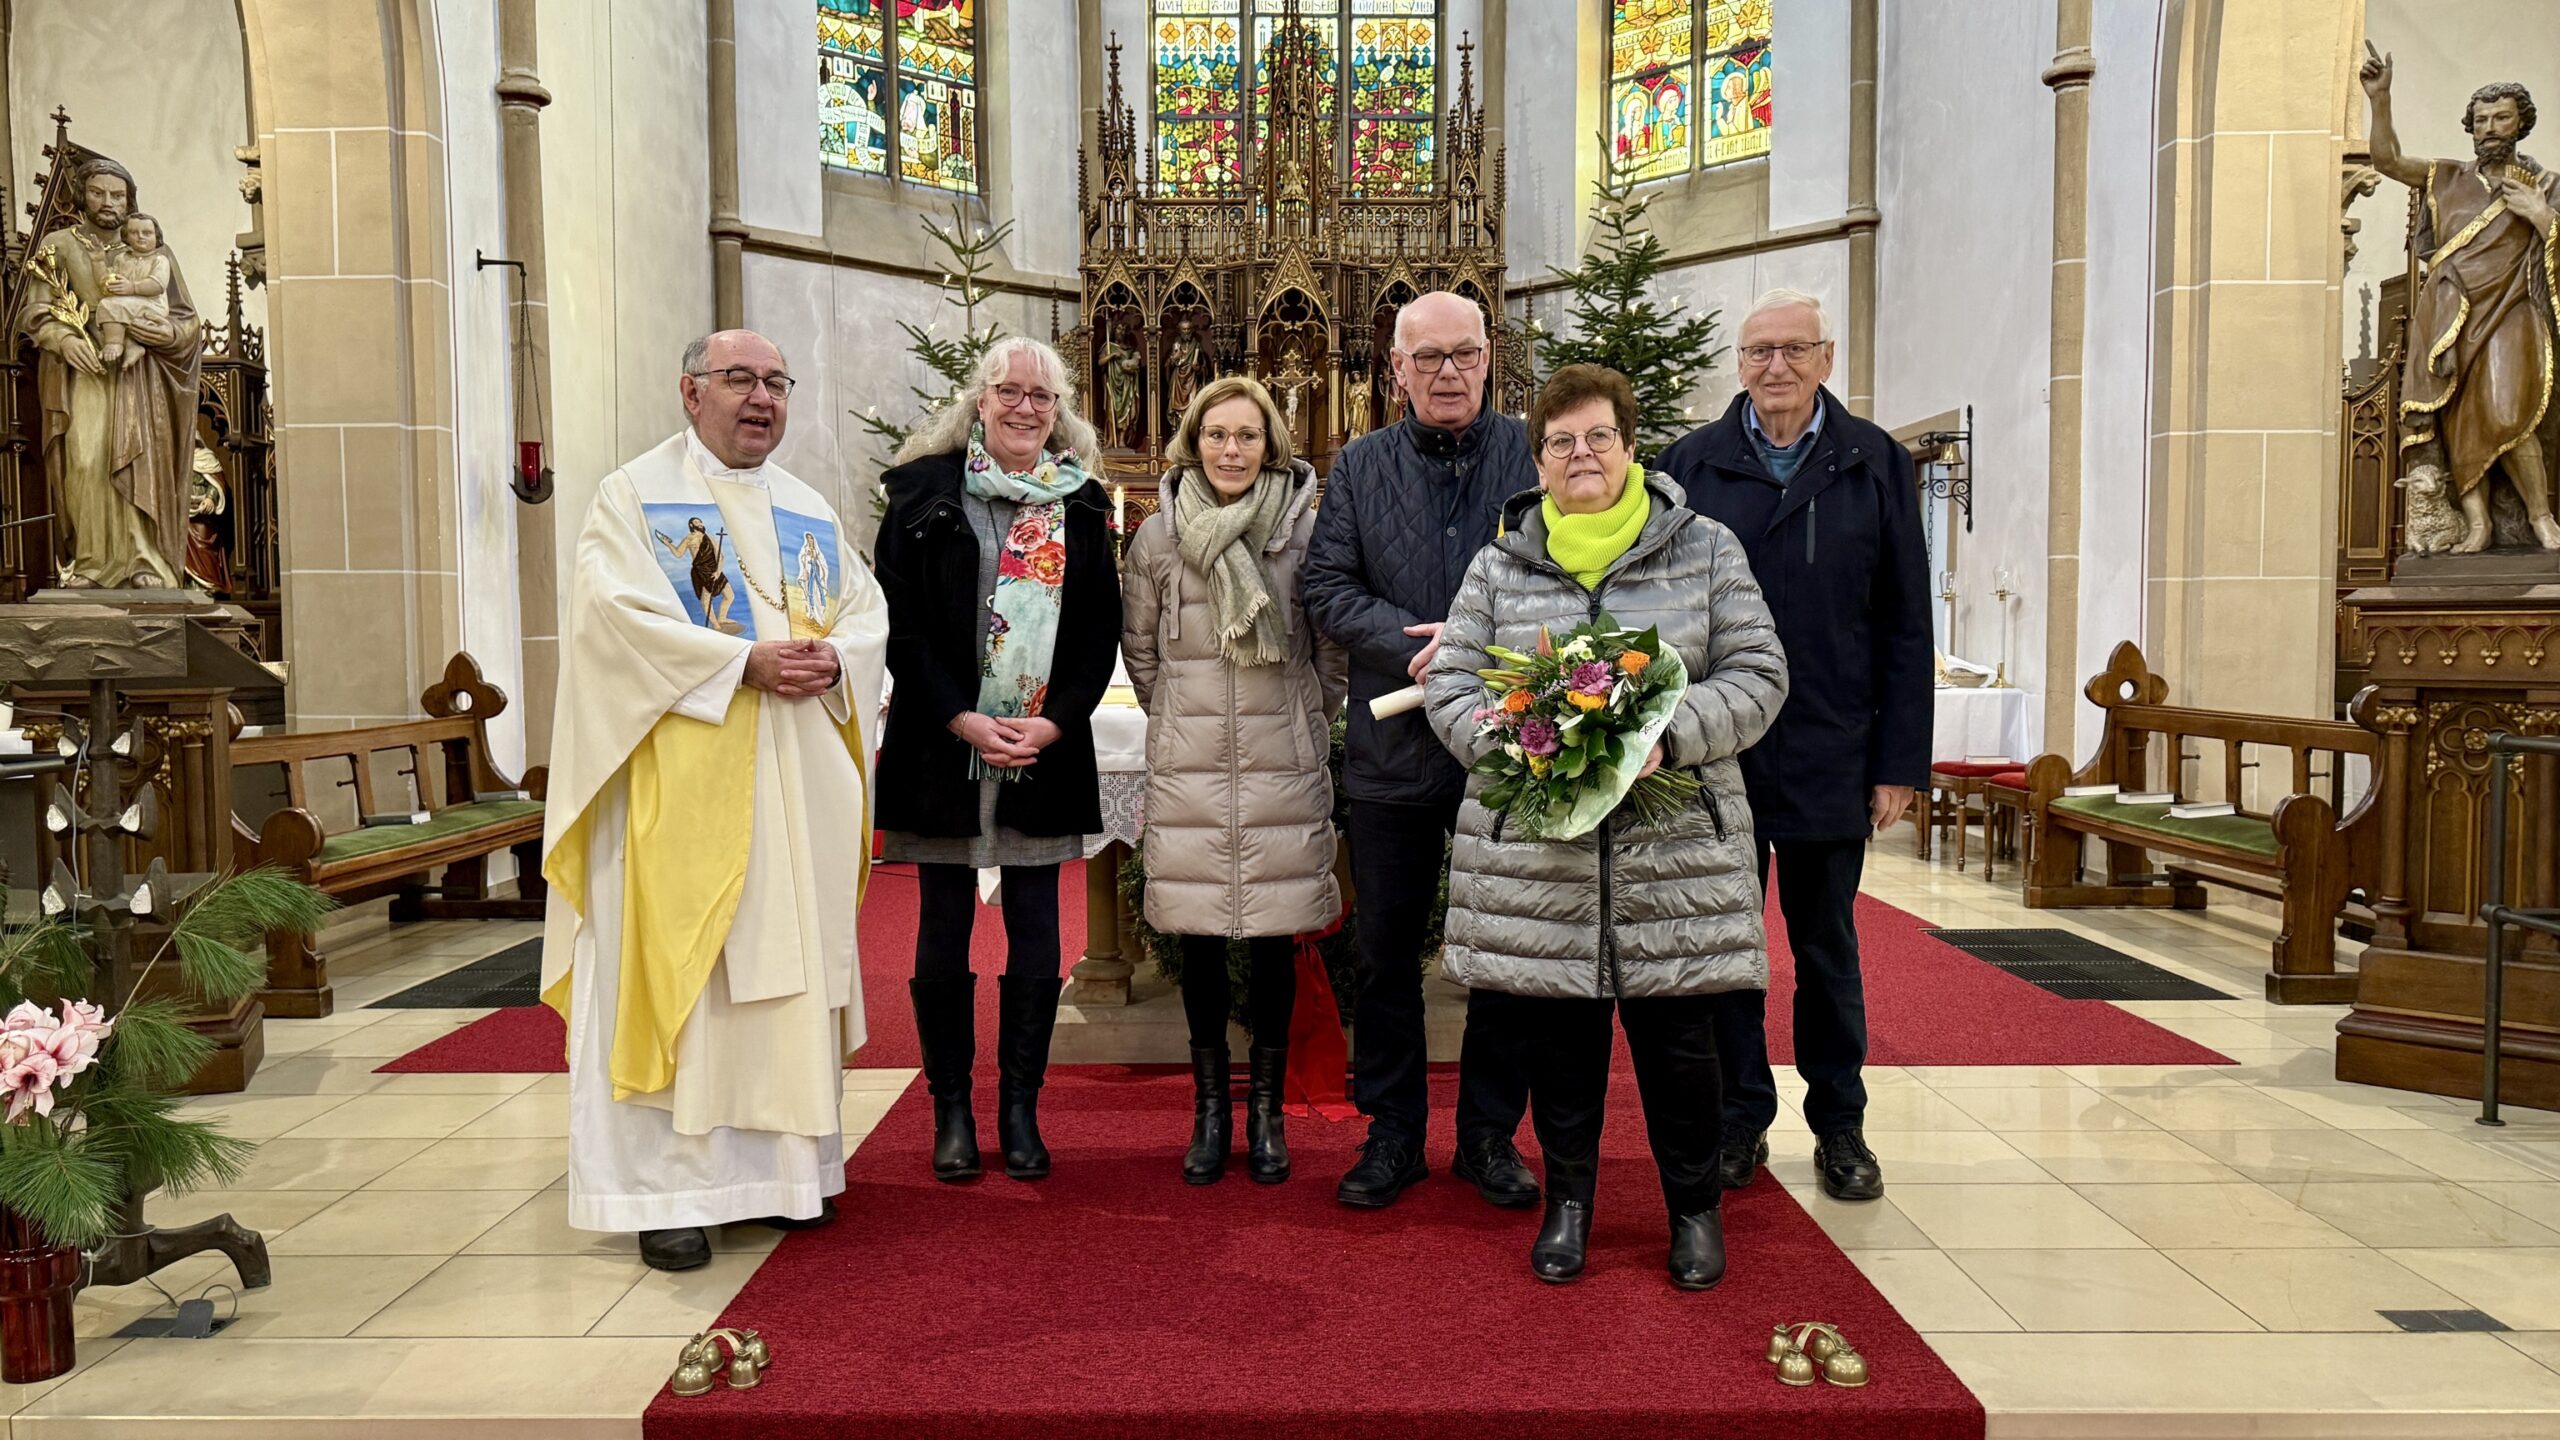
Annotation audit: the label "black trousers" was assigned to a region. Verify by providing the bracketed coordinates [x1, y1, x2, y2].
[1711, 838, 1870, 1137]
[1345, 798, 1530, 1149]
[911, 863, 1062, 980]
[1511, 991, 1723, 1215]
[1176, 934, 1297, 1050]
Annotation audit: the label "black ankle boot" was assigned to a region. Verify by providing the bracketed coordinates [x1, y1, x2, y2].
[1669, 1207, 1727, 1291]
[1244, 1045, 1290, 1184]
[1183, 1046, 1231, 1185]
[997, 975, 1062, 1180]
[1531, 1198, 1592, 1284]
[908, 977, 979, 1182]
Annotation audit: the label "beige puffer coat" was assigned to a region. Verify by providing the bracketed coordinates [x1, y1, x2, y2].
[1124, 462, 1347, 939]
[1423, 471, 1789, 999]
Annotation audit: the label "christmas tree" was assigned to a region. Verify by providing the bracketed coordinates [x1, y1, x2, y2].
[856, 202, 1013, 468]
[1532, 138, 1727, 456]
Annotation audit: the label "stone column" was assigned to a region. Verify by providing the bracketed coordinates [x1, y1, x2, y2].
[1480, 0, 1506, 149]
[1843, 0, 1879, 417]
[706, 0, 746, 328]
[498, 0, 561, 761]
[2041, 4, 2095, 755]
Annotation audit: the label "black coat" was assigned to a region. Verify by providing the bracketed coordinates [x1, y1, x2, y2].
[1302, 412, 1538, 806]
[872, 447, 1122, 839]
[1657, 388, 1933, 841]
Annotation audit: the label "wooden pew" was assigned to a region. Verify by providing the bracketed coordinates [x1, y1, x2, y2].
[231, 653, 548, 1018]
[2021, 642, 2381, 1004]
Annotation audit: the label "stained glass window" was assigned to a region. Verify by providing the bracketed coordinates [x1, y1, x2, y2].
[819, 0, 980, 193]
[1608, 0, 1770, 182]
[1149, 0, 1440, 196]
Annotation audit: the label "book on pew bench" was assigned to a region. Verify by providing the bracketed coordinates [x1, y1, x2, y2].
[2062, 784, 2119, 798]
[2169, 801, 2237, 819]
[1964, 755, 2014, 766]
[2116, 791, 2177, 806]
[473, 789, 531, 803]
[361, 810, 431, 827]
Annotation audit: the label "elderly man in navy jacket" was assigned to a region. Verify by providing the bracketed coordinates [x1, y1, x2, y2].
[1658, 289, 1932, 1203]
[1303, 291, 1537, 1212]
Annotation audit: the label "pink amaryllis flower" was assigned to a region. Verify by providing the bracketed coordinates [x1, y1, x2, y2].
[0, 1001, 113, 1124]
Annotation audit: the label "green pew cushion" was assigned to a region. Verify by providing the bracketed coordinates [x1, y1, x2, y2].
[2051, 794, 2279, 859]
[314, 799, 544, 867]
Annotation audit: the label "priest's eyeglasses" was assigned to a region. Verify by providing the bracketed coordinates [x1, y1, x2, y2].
[993, 384, 1059, 413]
[689, 367, 798, 399]
[1402, 344, 1487, 374]
[1737, 342, 1829, 368]
[1540, 426, 1624, 460]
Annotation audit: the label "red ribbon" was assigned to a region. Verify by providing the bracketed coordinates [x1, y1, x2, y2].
[1283, 907, 1357, 1120]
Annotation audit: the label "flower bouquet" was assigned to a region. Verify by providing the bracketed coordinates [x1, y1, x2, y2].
[1466, 614, 1696, 841]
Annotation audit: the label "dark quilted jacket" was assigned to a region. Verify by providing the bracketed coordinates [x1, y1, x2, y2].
[1302, 412, 1538, 805]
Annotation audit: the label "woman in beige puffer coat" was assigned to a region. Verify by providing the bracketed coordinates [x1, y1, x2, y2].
[1124, 375, 1346, 1187]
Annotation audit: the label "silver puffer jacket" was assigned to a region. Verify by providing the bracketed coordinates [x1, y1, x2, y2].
[1423, 470, 1789, 1000]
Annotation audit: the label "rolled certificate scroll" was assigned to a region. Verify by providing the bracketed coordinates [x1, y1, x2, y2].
[1368, 683, 1428, 719]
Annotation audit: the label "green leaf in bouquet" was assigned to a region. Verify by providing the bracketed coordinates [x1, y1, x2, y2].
[1628, 624, 1663, 655]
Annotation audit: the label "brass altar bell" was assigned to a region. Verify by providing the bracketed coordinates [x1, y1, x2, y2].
[1764, 1321, 1869, 1388]
[668, 1327, 773, 1396]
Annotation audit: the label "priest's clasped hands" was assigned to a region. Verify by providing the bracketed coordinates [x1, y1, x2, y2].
[947, 711, 1064, 770]
[743, 639, 840, 698]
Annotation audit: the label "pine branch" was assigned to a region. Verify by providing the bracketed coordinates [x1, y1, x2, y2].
[95, 999, 215, 1091]
[0, 1121, 120, 1247]
[0, 913, 94, 1005]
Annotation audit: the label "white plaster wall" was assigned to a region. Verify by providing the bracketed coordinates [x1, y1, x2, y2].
[2342, 1, 2560, 362]
[435, 0, 529, 777]
[1768, 0, 1849, 231]
[738, 0, 826, 237]
[994, 0, 1082, 277]
[1872, 0, 2056, 751]
[1503, 0, 1593, 277]
[540, 0, 716, 612]
[8, 0, 266, 334]
[2074, 0, 2163, 757]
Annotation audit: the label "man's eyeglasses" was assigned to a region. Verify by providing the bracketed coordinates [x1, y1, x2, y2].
[1540, 426, 1624, 460]
[993, 384, 1059, 413]
[1737, 342, 1829, 368]
[689, 367, 797, 399]
[1401, 344, 1487, 375]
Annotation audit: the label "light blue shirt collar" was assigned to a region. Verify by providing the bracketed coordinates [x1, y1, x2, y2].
[1744, 394, 1824, 451]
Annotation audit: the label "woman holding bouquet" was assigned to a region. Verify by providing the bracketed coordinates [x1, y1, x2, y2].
[1423, 364, 1788, 1289]
[1123, 376, 1346, 1184]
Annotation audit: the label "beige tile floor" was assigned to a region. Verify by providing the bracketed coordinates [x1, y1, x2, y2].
[10, 845, 2560, 1436]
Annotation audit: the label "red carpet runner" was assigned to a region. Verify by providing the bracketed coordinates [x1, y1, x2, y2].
[642, 1067, 1985, 1440]
[380, 865, 2231, 1074]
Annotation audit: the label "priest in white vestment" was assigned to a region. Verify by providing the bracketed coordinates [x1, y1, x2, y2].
[539, 330, 889, 1272]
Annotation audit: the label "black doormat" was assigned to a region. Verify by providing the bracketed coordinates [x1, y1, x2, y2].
[1923, 928, 2237, 1002]
[369, 938, 543, 1009]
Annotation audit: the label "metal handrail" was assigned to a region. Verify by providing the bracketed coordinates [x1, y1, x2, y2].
[2478, 731, 2560, 1126]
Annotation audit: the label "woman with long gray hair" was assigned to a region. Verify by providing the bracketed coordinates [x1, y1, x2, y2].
[874, 336, 1122, 1185]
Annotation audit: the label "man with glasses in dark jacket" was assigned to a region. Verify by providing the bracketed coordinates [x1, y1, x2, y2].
[1657, 288, 1932, 1204]
[1303, 290, 1538, 1211]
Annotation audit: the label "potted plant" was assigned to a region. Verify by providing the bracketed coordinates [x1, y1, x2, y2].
[0, 866, 327, 1382]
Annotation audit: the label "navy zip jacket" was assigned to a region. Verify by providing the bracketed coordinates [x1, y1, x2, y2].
[1656, 387, 1933, 841]
[1302, 411, 1537, 807]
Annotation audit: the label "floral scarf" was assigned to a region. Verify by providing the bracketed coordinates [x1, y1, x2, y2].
[964, 425, 1090, 780]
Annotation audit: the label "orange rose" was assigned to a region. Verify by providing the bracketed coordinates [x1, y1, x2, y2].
[1502, 688, 1535, 714]
[1618, 650, 1652, 676]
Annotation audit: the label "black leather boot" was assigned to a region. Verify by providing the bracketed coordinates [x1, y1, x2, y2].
[1183, 1046, 1231, 1185]
[1530, 1198, 1593, 1284]
[1668, 1207, 1728, 1291]
[1244, 1045, 1290, 1184]
[908, 976, 979, 1182]
[997, 974, 1062, 1180]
